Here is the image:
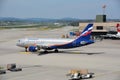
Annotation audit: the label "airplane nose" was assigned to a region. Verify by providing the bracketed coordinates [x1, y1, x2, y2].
[16, 41, 23, 47]
[16, 39, 23, 47]
[16, 41, 25, 47]
[16, 42, 20, 46]
[16, 39, 27, 47]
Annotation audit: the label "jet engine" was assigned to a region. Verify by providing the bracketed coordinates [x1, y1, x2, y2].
[28, 46, 40, 52]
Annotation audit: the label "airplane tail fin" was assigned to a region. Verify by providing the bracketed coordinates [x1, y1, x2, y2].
[116, 24, 120, 32]
[74, 24, 93, 42]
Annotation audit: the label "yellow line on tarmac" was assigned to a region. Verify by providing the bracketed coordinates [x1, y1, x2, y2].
[20, 52, 31, 54]
[70, 52, 81, 54]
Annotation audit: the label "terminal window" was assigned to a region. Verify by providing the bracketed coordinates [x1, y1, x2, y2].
[96, 26, 103, 30]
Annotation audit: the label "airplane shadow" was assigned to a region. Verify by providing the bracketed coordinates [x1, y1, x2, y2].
[59, 51, 104, 55]
[38, 50, 104, 56]
[20, 49, 104, 56]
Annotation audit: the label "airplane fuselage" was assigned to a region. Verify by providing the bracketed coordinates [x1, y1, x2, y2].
[16, 38, 94, 49]
[16, 24, 94, 52]
[17, 38, 73, 48]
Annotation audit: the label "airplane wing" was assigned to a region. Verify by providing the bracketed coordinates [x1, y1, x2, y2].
[35, 43, 52, 50]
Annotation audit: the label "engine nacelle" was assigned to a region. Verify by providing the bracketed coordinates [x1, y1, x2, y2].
[28, 46, 39, 52]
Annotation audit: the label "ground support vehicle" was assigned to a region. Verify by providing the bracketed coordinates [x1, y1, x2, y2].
[0, 70, 6, 74]
[67, 69, 94, 80]
[7, 64, 22, 72]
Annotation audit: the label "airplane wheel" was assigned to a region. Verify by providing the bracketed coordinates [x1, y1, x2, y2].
[25, 47, 28, 52]
[44, 50, 48, 53]
[55, 49, 58, 53]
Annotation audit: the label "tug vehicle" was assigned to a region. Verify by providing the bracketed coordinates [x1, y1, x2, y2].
[67, 69, 94, 80]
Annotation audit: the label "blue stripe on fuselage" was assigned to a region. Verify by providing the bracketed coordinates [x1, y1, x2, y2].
[49, 40, 94, 49]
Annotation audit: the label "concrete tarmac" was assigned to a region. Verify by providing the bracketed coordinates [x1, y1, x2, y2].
[0, 27, 120, 80]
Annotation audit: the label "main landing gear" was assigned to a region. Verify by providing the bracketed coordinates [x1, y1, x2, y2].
[42, 49, 58, 53]
[54, 49, 58, 53]
[43, 49, 59, 53]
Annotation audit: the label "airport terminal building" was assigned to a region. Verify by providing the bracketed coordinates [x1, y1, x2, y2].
[79, 15, 120, 35]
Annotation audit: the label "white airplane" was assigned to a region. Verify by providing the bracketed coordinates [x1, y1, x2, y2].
[102, 24, 120, 39]
[16, 24, 94, 53]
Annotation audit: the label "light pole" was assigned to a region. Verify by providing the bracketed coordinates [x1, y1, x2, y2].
[102, 5, 106, 15]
